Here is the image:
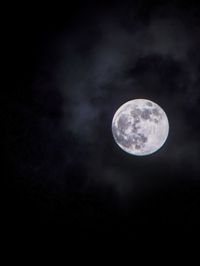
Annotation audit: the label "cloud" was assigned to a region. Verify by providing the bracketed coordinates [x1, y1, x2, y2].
[56, 8, 200, 196]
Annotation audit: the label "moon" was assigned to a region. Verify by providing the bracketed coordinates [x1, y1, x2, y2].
[112, 99, 169, 156]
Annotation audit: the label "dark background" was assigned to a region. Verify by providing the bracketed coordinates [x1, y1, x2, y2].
[5, 1, 200, 235]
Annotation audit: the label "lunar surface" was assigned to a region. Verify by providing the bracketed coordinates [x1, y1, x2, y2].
[112, 99, 169, 156]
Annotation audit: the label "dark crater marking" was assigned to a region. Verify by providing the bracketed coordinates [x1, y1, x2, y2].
[152, 108, 160, 116]
[146, 101, 153, 107]
[141, 109, 151, 120]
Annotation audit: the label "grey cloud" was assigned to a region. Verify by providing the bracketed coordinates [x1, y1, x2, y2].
[56, 11, 200, 196]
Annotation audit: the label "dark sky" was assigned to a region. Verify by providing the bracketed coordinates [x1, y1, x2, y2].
[5, 1, 200, 235]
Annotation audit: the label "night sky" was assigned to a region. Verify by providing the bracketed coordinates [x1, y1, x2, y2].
[5, 1, 200, 234]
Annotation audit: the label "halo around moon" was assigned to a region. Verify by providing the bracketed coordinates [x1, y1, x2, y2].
[112, 99, 169, 156]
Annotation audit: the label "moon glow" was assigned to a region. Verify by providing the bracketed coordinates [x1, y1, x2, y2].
[112, 99, 169, 156]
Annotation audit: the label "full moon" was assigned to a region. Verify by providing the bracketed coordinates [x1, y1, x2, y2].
[112, 99, 169, 156]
